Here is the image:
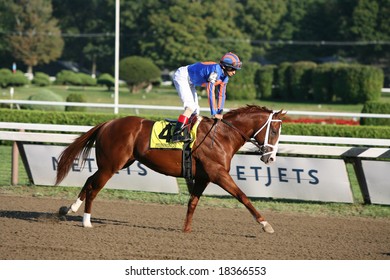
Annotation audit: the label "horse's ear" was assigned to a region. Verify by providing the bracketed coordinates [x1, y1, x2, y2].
[276, 109, 287, 119]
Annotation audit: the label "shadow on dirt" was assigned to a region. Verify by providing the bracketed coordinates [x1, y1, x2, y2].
[0, 209, 79, 223]
[0, 209, 181, 233]
[0, 209, 257, 238]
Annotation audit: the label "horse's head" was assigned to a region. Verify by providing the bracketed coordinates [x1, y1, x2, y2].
[253, 109, 286, 164]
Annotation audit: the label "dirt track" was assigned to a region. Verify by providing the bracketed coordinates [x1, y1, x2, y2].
[0, 195, 389, 260]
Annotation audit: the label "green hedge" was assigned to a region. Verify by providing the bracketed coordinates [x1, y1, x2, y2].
[271, 62, 384, 103]
[254, 65, 276, 99]
[1, 108, 389, 139]
[119, 56, 160, 92]
[228, 62, 260, 100]
[55, 70, 82, 86]
[65, 93, 87, 112]
[24, 90, 65, 111]
[274, 62, 292, 99]
[360, 101, 390, 126]
[312, 64, 337, 102]
[32, 72, 51, 87]
[283, 123, 390, 138]
[0, 69, 29, 87]
[289, 61, 317, 100]
[97, 73, 115, 91]
[0, 109, 125, 125]
[78, 73, 97, 87]
[333, 65, 383, 103]
[0, 69, 12, 88]
[0, 68, 30, 88]
[9, 70, 29, 87]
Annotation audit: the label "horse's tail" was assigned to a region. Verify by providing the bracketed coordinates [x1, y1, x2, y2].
[55, 122, 107, 185]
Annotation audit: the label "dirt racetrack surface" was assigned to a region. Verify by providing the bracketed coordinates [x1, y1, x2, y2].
[0, 195, 389, 260]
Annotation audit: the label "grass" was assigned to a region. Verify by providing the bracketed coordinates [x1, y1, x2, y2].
[3, 84, 387, 116]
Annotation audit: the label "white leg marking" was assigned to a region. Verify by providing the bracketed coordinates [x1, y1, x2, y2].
[260, 221, 275, 234]
[70, 198, 83, 213]
[83, 213, 93, 228]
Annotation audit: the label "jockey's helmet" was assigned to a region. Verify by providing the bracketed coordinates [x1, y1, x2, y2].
[220, 52, 242, 70]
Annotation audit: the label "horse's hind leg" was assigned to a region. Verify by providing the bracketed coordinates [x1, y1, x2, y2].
[82, 168, 114, 227]
[58, 169, 114, 227]
[58, 176, 92, 216]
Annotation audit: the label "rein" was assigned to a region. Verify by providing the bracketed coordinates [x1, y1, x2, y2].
[220, 119, 263, 152]
[220, 112, 281, 155]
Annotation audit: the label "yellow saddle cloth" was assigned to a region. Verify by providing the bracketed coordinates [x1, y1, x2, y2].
[150, 118, 201, 149]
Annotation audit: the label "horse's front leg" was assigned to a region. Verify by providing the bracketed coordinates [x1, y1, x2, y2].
[183, 179, 208, 233]
[184, 194, 199, 233]
[215, 172, 274, 234]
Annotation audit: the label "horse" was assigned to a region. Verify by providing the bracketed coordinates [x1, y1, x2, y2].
[55, 105, 286, 234]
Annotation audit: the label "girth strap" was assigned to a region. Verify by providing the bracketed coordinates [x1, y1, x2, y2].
[182, 129, 194, 192]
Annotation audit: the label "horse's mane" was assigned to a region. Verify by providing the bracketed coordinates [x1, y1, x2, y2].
[224, 105, 273, 117]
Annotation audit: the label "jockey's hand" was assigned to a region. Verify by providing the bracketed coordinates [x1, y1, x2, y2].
[213, 114, 223, 120]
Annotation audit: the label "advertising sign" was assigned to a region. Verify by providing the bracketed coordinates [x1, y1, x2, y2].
[204, 155, 353, 203]
[21, 144, 355, 202]
[361, 160, 390, 205]
[22, 144, 179, 194]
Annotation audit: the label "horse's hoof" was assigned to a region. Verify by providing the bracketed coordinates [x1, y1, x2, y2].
[83, 223, 93, 228]
[260, 221, 275, 234]
[183, 227, 192, 233]
[58, 206, 69, 216]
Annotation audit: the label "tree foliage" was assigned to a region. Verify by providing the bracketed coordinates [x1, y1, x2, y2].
[97, 73, 115, 91]
[6, 0, 64, 74]
[119, 56, 161, 93]
[0, 0, 389, 82]
[238, 0, 286, 59]
[52, 0, 114, 76]
[134, 0, 252, 69]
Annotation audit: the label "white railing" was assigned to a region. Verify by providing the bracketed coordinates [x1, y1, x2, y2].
[382, 88, 390, 93]
[1, 122, 389, 204]
[1, 122, 389, 158]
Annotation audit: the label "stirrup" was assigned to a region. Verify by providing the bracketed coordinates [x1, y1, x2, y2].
[172, 133, 191, 143]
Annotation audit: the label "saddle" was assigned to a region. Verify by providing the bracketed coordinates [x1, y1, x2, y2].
[150, 116, 201, 187]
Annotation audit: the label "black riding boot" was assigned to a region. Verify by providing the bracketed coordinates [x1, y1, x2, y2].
[172, 121, 191, 143]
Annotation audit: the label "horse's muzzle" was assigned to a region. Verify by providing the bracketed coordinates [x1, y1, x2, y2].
[260, 146, 276, 164]
[261, 154, 273, 164]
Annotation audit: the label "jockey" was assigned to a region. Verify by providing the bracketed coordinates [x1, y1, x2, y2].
[171, 52, 242, 142]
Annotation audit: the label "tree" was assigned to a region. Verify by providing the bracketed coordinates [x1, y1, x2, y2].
[52, 0, 114, 76]
[137, 0, 212, 68]
[237, 0, 286, 60]
[267, 0, 315, 62]
[119, 56, 161, 93]
[7, 0, 64, 75]
[135, 0, 252, 69]
[3, 0, 385, 80]
[203, 0, 253, 62]
[0, 1, 14, 65]
[347, 0, 390, 64]
[97, 73, 115, 91]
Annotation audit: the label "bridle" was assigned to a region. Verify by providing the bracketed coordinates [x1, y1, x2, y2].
[221, 112, 282, 156]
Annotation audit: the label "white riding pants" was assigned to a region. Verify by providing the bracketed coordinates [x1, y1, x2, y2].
[173, 66, 200, 116]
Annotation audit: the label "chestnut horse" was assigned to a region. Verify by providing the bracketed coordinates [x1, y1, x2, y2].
[55, 105, 285, 234]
